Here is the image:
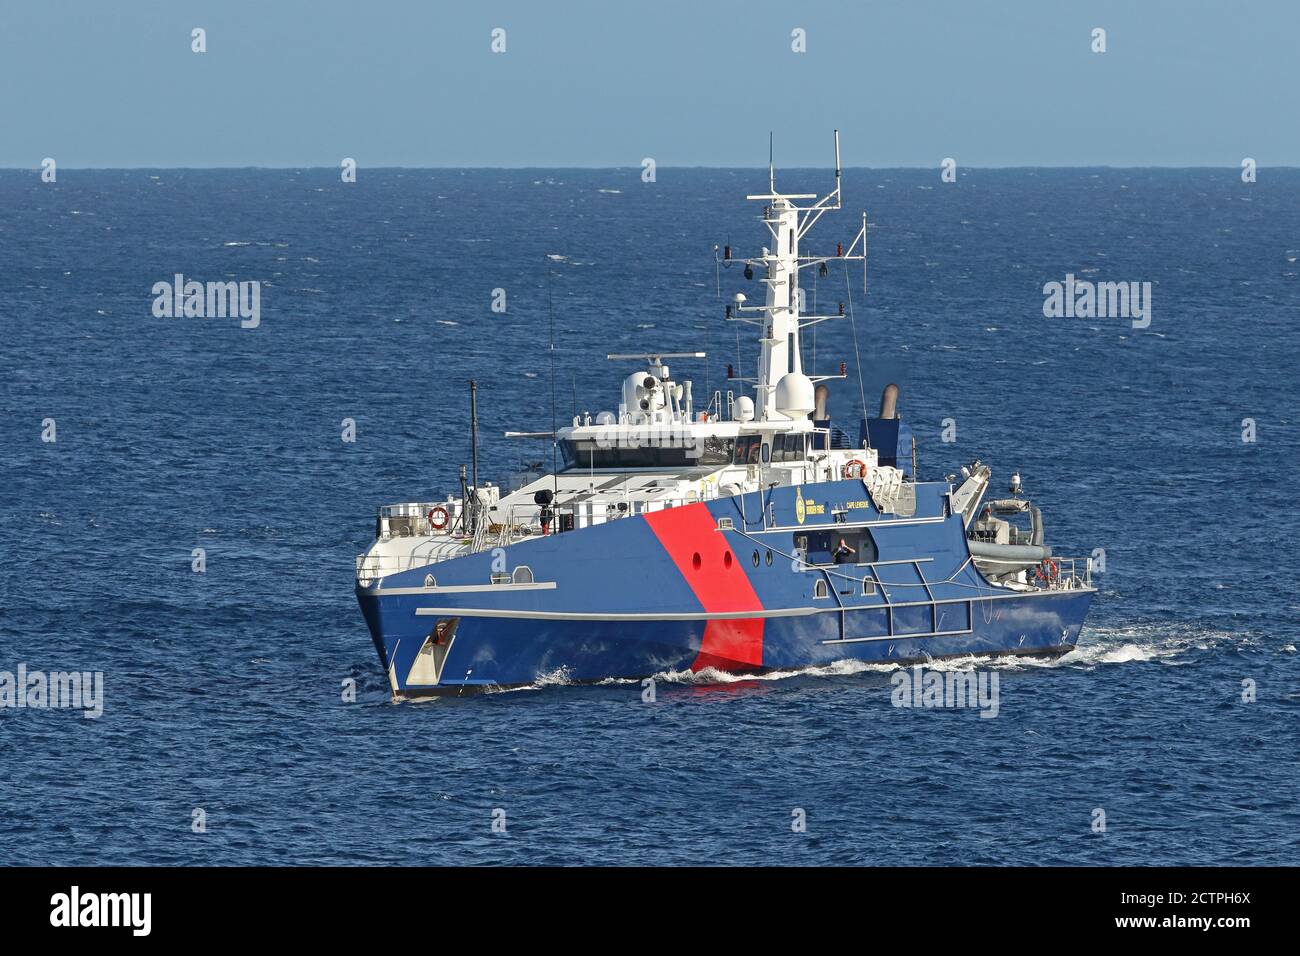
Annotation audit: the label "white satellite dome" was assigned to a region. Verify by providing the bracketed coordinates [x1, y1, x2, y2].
[774, 372, 815, 418]
[734, 395, 755, 422]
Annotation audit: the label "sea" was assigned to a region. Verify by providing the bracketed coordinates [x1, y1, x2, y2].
[1, 167, 1296, 865]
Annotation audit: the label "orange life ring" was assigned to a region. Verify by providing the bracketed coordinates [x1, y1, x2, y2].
[1035, 558, 1059, 582]
[427, 506, 449, 531]
[842, 459, 868, 479]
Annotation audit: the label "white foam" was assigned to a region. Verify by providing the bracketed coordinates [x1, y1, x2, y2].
[535, 666, 574, 686]
[654, 657, 896, 686]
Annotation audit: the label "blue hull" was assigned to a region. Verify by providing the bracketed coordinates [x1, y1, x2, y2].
[356, 479, 1095, 696]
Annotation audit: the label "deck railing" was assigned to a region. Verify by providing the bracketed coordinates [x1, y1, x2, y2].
[1030, 556, 1092, 591]
[355, 551, 448, 585]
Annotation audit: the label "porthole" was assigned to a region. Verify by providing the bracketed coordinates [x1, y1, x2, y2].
[862, 579, 876, 596]
[814, 579, 829, 599]
[752, 550, 760, 568]
[724, 551, 733, 569]
[424, 573, 437, 588]
[692, 552, 702, 570]
[765, 550, 773, 566]
[512, 566, 534, 584]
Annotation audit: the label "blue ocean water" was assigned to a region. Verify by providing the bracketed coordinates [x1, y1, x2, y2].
[1, 167, 1297, 866]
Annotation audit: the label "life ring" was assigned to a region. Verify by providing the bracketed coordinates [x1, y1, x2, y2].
[842, 459, 868, 479]
[1034, 558, 1059, 583]
[427, 506, 449, 531]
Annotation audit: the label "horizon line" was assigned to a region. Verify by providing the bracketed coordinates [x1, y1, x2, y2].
[3, 163, 1297, 173]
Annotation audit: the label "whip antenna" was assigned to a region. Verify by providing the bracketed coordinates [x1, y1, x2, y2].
[844, 269, 868, 426]
[769, 131, 775, 193]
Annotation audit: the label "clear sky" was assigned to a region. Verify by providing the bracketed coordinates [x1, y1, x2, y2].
[3, 0, 1296, 167]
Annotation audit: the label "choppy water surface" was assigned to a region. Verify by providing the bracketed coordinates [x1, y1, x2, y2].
[0, 168, 1296, 865]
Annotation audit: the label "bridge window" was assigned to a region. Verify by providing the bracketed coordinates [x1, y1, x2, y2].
[560, 436, 734, 470]
[772, 433, 803, 463]
[734, 435, 763, 465]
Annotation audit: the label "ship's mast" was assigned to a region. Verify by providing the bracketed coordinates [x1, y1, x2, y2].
[727, 130, 866, 421]
[758, 198, 804, 416]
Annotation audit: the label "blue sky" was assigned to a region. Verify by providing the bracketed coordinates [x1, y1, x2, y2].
[3, 0, 1296, 167]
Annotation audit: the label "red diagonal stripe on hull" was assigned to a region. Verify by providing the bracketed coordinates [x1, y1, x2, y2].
[643, 503, 765, 671]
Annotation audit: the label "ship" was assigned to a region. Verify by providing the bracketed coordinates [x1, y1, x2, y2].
[355, 132, 1096, 698]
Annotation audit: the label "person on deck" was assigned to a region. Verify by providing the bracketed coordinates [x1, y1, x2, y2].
[833, 538, 857, 564]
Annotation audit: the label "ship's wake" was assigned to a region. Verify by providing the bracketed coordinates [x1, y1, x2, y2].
[1034, 621, 1244, 670]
